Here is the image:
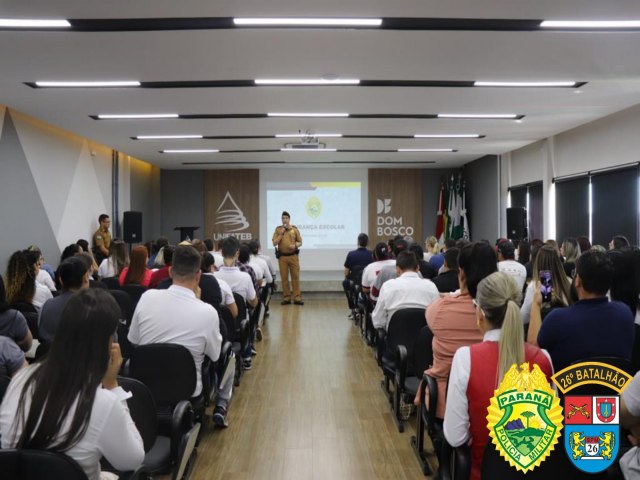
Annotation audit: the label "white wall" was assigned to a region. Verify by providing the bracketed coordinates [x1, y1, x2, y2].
[510, 140, 545, 187]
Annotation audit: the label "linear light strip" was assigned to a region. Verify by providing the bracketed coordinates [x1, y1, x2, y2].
[161, 149, 219, 153]
[398, 148, 455, 152]
[98, 114, 179, 119]
[0, 18, 70, 28]
[255, 78, 360, 85]
[474, 81, 577, 87]
[281, 148, 338, 152]
[234, 18, 382, 27]
[438, 113, 518, 119]
[414, 134, 481, 138]
[275, 133, 343, 138]
[136, 135, 203, 139]
[267, 112, 349, 117]
[541, 20, 640, 29]
[35, 80, 141, 87]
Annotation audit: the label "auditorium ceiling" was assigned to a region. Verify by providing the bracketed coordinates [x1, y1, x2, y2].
[1, 1, 640, 169]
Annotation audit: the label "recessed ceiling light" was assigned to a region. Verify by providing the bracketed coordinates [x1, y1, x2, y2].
[275, 133, 343, 138]
[540, 20, 640, 29]
[268, 112, 349, 117]
[255, 78, 360, 85]
[474, 81, 577, 87]
[136, 135, 203, 140]
[281, 148, 338, 152]
[161, 149, 219, 153]
[0, 18, 70, 28]
[97, 113, 179, 119]
[437, 113, 519, 119]
[414, 134, 481, 138]
[35, 81, 141, 88]
[397, 148, 456, 152]
[233, 18, 382, 27]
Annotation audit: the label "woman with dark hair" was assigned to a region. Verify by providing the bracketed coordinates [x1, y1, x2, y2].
[521, 245, 573, 330]
[77, 239, 99, 277]
[60, 243, 82, 263]
[118, 245, 151, 287]
[0, 289, 144, 479]
[0, 275, 32, 352]
[98, 240, 128, 279]
[444, 272, 553, 480]
[361, 242, 394, 297]
[5, 250, 52, 313]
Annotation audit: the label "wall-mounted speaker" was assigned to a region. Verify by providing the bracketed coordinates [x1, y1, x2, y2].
[506, 207, 527, 240]
[123, 211, 142, 243]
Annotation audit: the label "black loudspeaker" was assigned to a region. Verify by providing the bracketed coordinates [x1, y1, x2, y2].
[123, 211, 143, 243]
[506, 207, 527, 240]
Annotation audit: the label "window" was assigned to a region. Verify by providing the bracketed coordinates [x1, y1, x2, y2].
[555, 176, 589, 244]
[591, 166, 638, 246]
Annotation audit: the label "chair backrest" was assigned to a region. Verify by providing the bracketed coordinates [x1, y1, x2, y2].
[101, 276, 120, 290]
[121, 284, 147, 312]
[117, 376, 158, 453]
[348, 264, 366, 285]
[217, 305, 237, 342]
[233, 292, 248, 322]
[0, 449, 88, 480]
[415, 325, 435, 375]
[0, 374, 11, 404]
[109, 289, 133, 325]
[129, 343, 197, 407]
[387, 308, 427, 373]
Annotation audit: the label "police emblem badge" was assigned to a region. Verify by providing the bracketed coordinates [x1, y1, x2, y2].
[564, 396, 619, 473]
[487, 362, 563, 473]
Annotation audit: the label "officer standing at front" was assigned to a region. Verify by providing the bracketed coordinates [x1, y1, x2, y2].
[272, 211, 303, 305]
[92, 213, 112, 264]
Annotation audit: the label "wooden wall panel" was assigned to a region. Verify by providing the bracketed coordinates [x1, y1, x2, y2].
[204, 170, 259, 242]
[368, 169, 423, 245]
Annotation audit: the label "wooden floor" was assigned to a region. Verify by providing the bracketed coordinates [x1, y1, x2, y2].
[191, 297, 434, 480]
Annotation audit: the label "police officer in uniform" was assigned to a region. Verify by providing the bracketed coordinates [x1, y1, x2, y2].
[92, 214, 112, 264]
[272, 211, 303, 305]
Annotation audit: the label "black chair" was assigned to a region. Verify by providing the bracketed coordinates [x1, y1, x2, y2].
[0, 449, 88, 480]
[0, 374, 11, 403]
[358, 294, 376, 346]
[394, 323, 434, 432]
[109, 289, 134, 325]
[439, 441, 471, 480]
[218, 305, 249, 387]
[411, 373, 437, 476]
[376, 308, 426, 413]
[121, 284, 147, 313]
[102, 276, 121, 290]
[232, 293, 250, 386]
[12, 302, 39, 339]
[117, 376, 200, 479]
[129, 344, 205, 428]
[34, 341, 51, 360]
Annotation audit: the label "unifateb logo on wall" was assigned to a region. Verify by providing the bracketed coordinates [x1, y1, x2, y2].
[376, 198, 415, 237]
[213, 191, 252, 240]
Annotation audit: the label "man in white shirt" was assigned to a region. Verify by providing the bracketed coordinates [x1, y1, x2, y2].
[248, 240, 273, 287]
[214, 236, 258, 370]
[128, 245, 233, 427]
[371, 251, 440, 331]
[497, 240, 527, 293]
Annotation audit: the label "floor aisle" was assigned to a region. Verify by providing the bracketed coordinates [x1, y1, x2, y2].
[191, 298, 432, 480]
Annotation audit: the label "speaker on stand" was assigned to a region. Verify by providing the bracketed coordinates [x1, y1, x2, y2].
[506, 207, 528, 241]
[123, 211, 143, 251]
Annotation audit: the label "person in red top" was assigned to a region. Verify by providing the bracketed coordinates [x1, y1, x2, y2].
[119, 245, 152, 287]
[444, 272, 553, 480]
[148, 246, 174, 289]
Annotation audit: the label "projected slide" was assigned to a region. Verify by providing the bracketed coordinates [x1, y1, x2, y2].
[267, 182, 361, 249]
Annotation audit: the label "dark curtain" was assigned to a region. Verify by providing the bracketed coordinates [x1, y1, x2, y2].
[555, 176, 589, 243]
[510, 187, 527, 210]
[591, 166, 638, 247]
[529, 183, 543, 241]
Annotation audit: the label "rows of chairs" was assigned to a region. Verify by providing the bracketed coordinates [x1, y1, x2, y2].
[345, 271, 637, 479]
[0, 275, 274, 480]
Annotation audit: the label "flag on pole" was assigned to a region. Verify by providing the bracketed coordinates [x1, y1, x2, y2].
[451, 176, 464, 239]
[435, 182, 446, 246]
[462, 181, 470, 240]
[447, 175, 457, 239]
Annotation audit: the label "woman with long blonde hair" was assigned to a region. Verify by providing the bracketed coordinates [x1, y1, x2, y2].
[424, 235, 439, 261]
[444, 272, 553, 480]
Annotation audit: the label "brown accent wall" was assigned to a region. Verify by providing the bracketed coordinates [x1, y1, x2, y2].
[204, 170, 259, 242]
[368, 169, 423, 245]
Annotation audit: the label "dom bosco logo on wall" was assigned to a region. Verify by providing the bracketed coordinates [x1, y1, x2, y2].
[376, 198, 414, 237]
[214, 191, 252, 240]
[306, 196, 322, 219]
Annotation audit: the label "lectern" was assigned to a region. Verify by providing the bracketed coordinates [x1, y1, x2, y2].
[174, 226, 199, 242]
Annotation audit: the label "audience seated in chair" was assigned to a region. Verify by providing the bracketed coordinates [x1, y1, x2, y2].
[371, 238, 410, 301]
[0, 275, 32, 352]
[149, 245, 174, 288]
[410, 244, 437, 280]
[98, 239, 128, 280]
[371, 251, 439, 332]
[529, 250, 635, 372]
[201, 252, 238, 319]
[248, 239, 273, 288]
[119, 245, 152, 288]
[444, 272, 553, 480]
[128, 245, 234, 428]
[432, 247, 460, 293]
[343, 233, 374, 310]
[38, 256, 90, 344]
[0, 289, 145, 479]
[416, 242, 497, 420]
[5, 249, 53, 313]
[361, 242, 394, 299]
[497, 240, 528, 293]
